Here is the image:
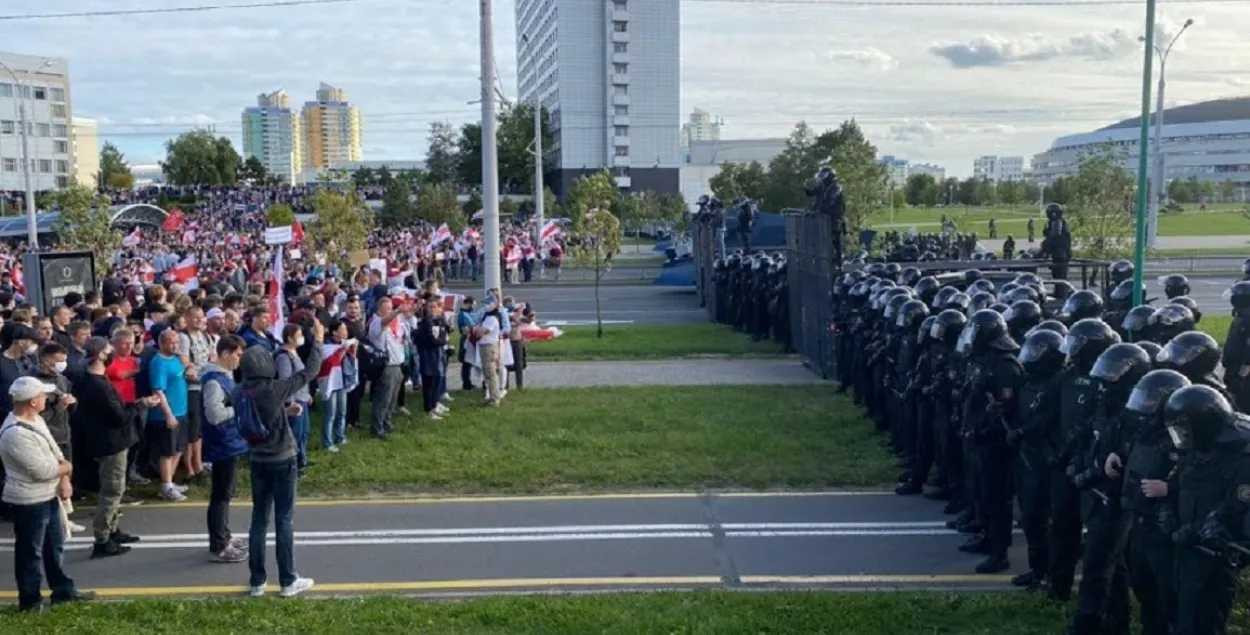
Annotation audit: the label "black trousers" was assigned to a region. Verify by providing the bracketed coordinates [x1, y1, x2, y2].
[346, 380, 366, 427]
[1174, 546, 1239, 635]
[421, 374, 439, 413]
[1128, 517, 1175, 635]
[908, 403, 936, 486]
[1071, 498, 1131, 635]
[1013, 447, 1051, 576]
[1047, 472, 1084, 599]
[207, 456, 238, 554]
[976, 444, 1013, 557]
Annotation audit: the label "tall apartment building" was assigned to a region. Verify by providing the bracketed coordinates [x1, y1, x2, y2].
[300, 82, 362, 172]
[515, 0, 681, 195]
[680, 108, 721, 148]
[972, 155, 1025, 182]
[878, 155, 909, 186]
[909, 162, 947, 182]
[242, 90, 303, 182]
[0, 52, 74, 193]
[71, 116, 99, 186]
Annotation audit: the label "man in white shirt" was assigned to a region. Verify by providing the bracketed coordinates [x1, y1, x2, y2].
[367, 296, 407, 440]
[477, 299, 503, 406]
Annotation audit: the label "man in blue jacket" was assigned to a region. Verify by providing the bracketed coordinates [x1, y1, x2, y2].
[200, 334, 249, 564]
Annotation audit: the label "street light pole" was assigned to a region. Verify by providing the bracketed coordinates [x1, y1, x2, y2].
[1142, 18, 1193, 249]
[521, 33, 545, 275]
[1131, 0, 1159, 307]
[479, 0, 502, 293]
[0, 61, 40, 248]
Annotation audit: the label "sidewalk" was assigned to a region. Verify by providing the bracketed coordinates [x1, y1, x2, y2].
[525, 359, 821, 388]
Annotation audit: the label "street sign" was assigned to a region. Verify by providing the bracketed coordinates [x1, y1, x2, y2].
[22, 250, 96, 316]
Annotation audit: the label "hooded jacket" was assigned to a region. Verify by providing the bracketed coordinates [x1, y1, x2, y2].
[239, 344, 323, 464]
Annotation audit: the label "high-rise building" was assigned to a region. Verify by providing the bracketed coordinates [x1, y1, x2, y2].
[680, 108, 721, 148]
[300, 82, 362, 173]
[878, 155, 909, 186]
[909, 162, 947, 182]
[242, 90, 303, 183]
[71, 116, 98, 187]
[515, 0, 680, 195]
[0, 52, 74, 193]
[972, 155, 1025, 182]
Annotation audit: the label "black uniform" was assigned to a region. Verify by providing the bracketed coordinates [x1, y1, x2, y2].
[1010, 329, 1065, 589]
[1221, 281, 1250, 412]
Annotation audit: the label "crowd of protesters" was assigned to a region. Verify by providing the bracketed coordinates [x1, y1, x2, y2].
[0, 183, 563, 611]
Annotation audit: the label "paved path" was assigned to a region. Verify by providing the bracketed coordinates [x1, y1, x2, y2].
[441, 285, 703, 326]
[0, 492, 1027, 599]
[526, 359, 819, 388]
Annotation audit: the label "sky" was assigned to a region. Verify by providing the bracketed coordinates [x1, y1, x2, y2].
[3, 0, 1248, 178]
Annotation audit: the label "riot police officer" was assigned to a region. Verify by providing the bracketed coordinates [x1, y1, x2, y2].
[1156, 331, 1234, 402]
[1222, 281, 1250, 411]
[1004, 300, 1044, 343]
[1109, 260, 1135, 286]
[929, 309, 969, 513]
[1120, 305, 1155, 342]
[736, 198, 757, 253]
[1160, 274, 1190, 299]
[1059, 289, 1105, 326]
[1148, 305, 1196, 344]
[893, 299, 930, 493]
[1041, 203, 1073, 280]
[808, 166, 846, 264]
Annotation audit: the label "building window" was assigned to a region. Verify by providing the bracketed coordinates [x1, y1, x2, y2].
[55, 160, 68, 174]
[33, 87, 46, 100]
[613, 21, 627, 32]
[613, 63, 628, 74]
[50, 87, 65, 102]
[38, 159, 51, 173]
[614, 43, 627, 53]
[614, 0, 627, 8]
[1, 158, 15, 172]
[53, 140, 68, 153]
[51, 104, 67, 118]
[614, 146, 629, 157]
[613, 85, 628, 96]
[56, 176, 68, 188]
[614, 105, 628, 116]
[0, 83, 11, 98]
[0, 120, 12, 135]
[35, 123, 50, 137]
[614, 126, 629, 136]
[52, 124, 67, 137]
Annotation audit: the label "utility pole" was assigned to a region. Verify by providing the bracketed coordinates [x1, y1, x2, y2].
[1131, 0, 1159, 307]
[521, 33, 545, 275]
[479, 0, 502, 292]
[1142, 19, 1193, 249]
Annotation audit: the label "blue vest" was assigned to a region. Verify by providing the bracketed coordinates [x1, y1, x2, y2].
[200, 369, 248, 463]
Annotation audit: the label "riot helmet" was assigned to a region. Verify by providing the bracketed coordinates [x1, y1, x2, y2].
[944, 292, 972, 314]
[896, 299, 930, 330]
[1120, 306, 1156, 342]
[933, 286, 959, 310]
[1019, 329, 1066, 378]
[1061, 318, 1121, 371]
[1051, 280, 1076, 301]
[989, 303, 1010, 314]
[1045, 203, 1063, 220]
[883, 263, 902, 281]
[866, 263, 887, 278]
[1156, 331, 1221, 380]
[1168, 296, 1201, 324]
[713, 258, 726, 271]
[900, 267, 922, 287]
[1148, 305, 1195, 343]
[970, 292, 995, 314]
[956, 309, 1018, 356]
[1003, 300, 1043, 341]
[816, 166, 836, 185]
[1058, 289, 1105, 324]
[1137, 340, 1163, 364]
[983, 252, 998, 261]
[914, 277, 941, 307]
[1014, 272, 1043, 287]
[1108, 280, 1142, 310]
[1029, 319, 1069, 338]
[970, 279, 996, 295]
[1109, 260, 1134, 285]
[1090, 343, 1154, 405]
[1006, 285, 1041, 306]
[883, 293, 911, 322]
[962, 269, 983, 287]
[1163, 385, 1236, 452]
[1125, 369, 1191, 417]
[997, 282, 1021, 303]
[1159, 274, 1190, 299]
[918, 315, 938, 344]
[1223, 281, 1250, 313]
[919, 251, 938, 262]
[971, 252, 985, 262]
[697, 194, 710, 207]
[930, 309, 969, 346]
[849, 282, 872, 305]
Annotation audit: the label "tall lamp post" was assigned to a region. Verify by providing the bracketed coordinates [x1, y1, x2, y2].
[479, 0, 502, 293]
[0, 59, 51, 248]
[1140, 18, 1194, 249]
[520, 33, 545, 272]
[1130, 0, 1160, 307]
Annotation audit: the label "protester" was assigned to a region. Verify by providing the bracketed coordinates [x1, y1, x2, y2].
[177, 306, 215, 484]
[415, 298, 449, 420]
[318, 320, 355, 452]
[275, 324, 312, 475]
[367, 297, 406, 439]
[147, 329, 192, 502]
[477, 298, 503, 407]
[200, 334, 249, 564]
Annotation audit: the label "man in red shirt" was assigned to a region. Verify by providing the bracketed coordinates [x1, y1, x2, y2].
[105, 327, 145, 486]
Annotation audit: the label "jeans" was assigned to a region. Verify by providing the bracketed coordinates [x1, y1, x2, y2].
[207, 456, 238, 553]
[371, 365, 403, 435]
[248, 458, 299, 588]
[92, 450, 128, 543]
[11, 497, 76, 610]
[421, 374, 440, 413]
[321, 389, 348, 448]
[288, 402, 310, 469]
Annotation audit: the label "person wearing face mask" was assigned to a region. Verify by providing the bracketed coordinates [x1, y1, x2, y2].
[34, 343, 76, 475]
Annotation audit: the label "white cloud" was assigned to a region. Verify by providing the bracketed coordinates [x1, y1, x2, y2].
[824, 47, 899, 71]
[929, 29, 1139, 68]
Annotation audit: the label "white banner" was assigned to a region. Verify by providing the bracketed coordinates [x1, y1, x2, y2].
[264, 225, 294, 245]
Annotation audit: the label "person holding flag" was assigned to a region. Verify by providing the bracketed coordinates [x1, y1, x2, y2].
[316, 320, 357, 453]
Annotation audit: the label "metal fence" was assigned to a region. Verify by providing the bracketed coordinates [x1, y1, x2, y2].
[693, 221, 719, 318]
[785, 213, 838, 378]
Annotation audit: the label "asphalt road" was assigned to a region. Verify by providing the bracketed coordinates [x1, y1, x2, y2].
[0, 492, 1030, 599]
[441, 284, 705, 326]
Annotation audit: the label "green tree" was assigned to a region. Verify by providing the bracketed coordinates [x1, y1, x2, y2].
[1066, 144, 1135, 260]
[377, 165, 394, 187]
[160, 131, 242, 186]
[655, 192, 688, 227]
[760, 122, 820, 211]
[809, 120, 888, 248]
[351, 166, 377, 188]
[265, 203, 296, 226]
[498, 103, 554, 193]
[1220, 180, 1237, 202]
[499, 197, 520, 221]
[98, 142, 134, 190]
[238, 156, 270, 185]
[457, 123, 483, 186]
[424, 122, 462, 186]
[462, 190, 483, 217]
[378, 181, 417, 228]
[569, 208, 623, 338]
[307, 190, 371, 268]
[50, 184, 119, 282]
[566, 169, 620, 231]
[904, 173, 940, 207]
[708, 161, 768, 203]
[418, 183, 467, 231]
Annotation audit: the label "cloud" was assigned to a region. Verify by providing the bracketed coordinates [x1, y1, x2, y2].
[887, 119, 1015, 145]
[823, 47, 899, 71]
[929, 29, 1138, 68]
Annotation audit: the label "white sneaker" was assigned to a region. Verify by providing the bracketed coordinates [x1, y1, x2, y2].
[426, 412, 443, 421]
[440, 393, 454, 403]
[326, 445, 340, 453]
[69, 521, 87, 533]
[435, 404, 449, 415]
[160, 487, 187, 502]
[280, 577, 314, 598]
[175, 484, 190, 493]
[397, 407, 412, 416]
[499, 389, 508, 399]
[249, 585, 266, 597]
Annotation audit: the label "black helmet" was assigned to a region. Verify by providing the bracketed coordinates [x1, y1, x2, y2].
[897, 299, 930, 330]
[849, 282, 872, 302]
[1029, 319, 1069, 338]
[1243, 257, 1250, 278]
[914, 277, 941, 306]
[989, 302, 1010, 314]
[1061, 318, 1121, 371]
[1006, 285, 1041, 306]
[1121, 306, 1156, 341]
[697, 194, 710, 207]
[883, 263, 902, 281]
[971, 252, 985, 262]
[1168, 296, 1201, 324]
[997, 282, 1020, 302]
[1156, 331, 1221, 380]
[1159, 274, 1190, 299]
[962, 269, 983, 286]
[1110, 259, 1135, 285]
[883, 294, 911, 321]
[878, 286, 911, 312]
[816, 166, 836, 183]
[1137, 340, 1163, 363]
[1004, 300, 1043, 341]
[866, 262, 887, 278]
[918, 315, 938, 344]
[1149, 305, 1195, 342]
[1164, 385, 1236, 452]
[933, 286, 959, 310]
[1126, 369, 1191, 416]
[713, 258, 726, 270]
[1059, 290, 1105, 324]
[1014, 272, 1042, 287]
[1051, 280, 1076, 301]
[1108, 280, 1142, 309]
[970, 278, 996, 295]
[1090, 343, 1154, 404]
[930, 309, 969, 345]
[944, 292, 972, 314]
[957, 309, 1018, 356]
[900, 267, 922, 287]
[1019, 328, 1066, 378]
[970, 291, 995, 314]
[1045, 203, 1063, 219]
[1224, 281, 1250, 312]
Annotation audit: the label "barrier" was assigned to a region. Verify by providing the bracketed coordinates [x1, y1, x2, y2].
[785, 213, 838, 379]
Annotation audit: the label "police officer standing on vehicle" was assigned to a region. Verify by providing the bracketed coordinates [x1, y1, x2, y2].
[958, 309, 1026, 574]
[736, 198, 757, 253]
[807, 166, 846, 265]
[1041, 203, 1073, 281]
[1221, 281, 1250, 412]
[1163, 385, 1250, 635]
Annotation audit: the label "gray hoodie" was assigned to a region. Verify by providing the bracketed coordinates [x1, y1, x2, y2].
[239, 345, 323, 464]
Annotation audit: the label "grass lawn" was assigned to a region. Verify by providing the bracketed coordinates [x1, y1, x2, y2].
[293, 385, 890, 496]
[4, 591, 1080, 634]
[869, 205, 1250, 237]
[1200, 315, 1232, 344]
[526, 323, 784, 361]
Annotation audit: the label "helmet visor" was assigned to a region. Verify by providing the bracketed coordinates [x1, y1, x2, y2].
[1155, 342, 1199, 367]
[1059, 333, 1082, 357]
[1019, 340, 1054, 364]
[1126, 384, 1168, 415]
[1167, 424, 1189, 451]
[955, 324, 976, 356]
[1090, 354, 1138, 383]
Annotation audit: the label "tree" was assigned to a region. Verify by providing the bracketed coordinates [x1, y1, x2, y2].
[569, 208, 622, 338]
[655, 192, 688, 227]
[98, 142, 134, 190]
[457, 123, 483, 186]
[238, 156, 270, 185]
[1065, 143, 1135, 260]
[307, 189, 371, 268]
[760, 122, 820, 211]
[462, 191, 483, 218]
[709, 161, 767, 203]
[425, 122, 461, 186]
[378, 181, 417, 228]
[160, 131, 242, 186]
[904, 173, 940, 207]
[453, 103, 555, 194]
[566, 169, 620, 231]
[265, 203, 296, 227]
[351, 166, 377, 188]
[50, 184, 119, 283]
[1220, 180, 1237, 202]
[809, 120, 888, 248]
[417, 183, 466, 231]
[499, 197, 520, 221]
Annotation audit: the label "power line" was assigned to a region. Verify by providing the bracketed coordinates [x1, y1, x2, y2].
[0, 0, 1244, 20]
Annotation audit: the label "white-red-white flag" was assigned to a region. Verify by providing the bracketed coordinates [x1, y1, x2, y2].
[268, 246, 285, 340]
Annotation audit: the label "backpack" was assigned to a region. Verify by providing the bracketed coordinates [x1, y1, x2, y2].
[231, 388, 271, 446]
[356, 337, 386, 382]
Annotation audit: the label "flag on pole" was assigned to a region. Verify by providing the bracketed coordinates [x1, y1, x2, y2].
[269, 245, 285, 340]
[170, 255, 199, 290]
[123, 227, 142, 247]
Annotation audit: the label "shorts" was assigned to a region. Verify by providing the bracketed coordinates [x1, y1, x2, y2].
[186, 391, 203, 444]
[147, 417, 189, 458]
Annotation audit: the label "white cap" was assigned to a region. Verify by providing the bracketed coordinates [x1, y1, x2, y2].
[205, 308, 225, 320]
[9, 377, 56, 402]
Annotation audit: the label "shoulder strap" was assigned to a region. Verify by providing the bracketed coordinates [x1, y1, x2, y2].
[0, 420, 60, 456]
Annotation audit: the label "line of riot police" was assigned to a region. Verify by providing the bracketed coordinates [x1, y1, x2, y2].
[709, 249, 791, 349]
[831, 259, 1250, 635]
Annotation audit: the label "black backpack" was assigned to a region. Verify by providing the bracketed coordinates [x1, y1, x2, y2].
[356, 337, 386, 381]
